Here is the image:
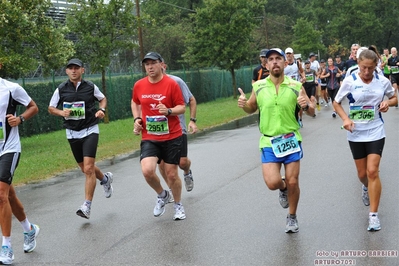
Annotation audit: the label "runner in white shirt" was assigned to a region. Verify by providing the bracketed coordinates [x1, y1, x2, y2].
[309, 52, 321, 110]
[0, 78, 40, 264]
[333, 49, 397, 232]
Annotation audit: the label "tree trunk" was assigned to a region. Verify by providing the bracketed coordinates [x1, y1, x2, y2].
[101, 68, 109, 123]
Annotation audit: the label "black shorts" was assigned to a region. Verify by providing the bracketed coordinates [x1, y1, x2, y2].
[348, 138, 385, 160]
[304, 85, 316, 98]
[140, 135, 182, 165]
[391, 74, 398, 85]
[321, 85, 327, 90]
[0, 153, 20, 185]
[68, 133, 99, 163]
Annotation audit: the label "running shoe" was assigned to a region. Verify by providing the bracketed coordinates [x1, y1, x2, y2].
[24, 224, 40, 253]
[173, 203, 186, 220]
[285, 215, 299, 233]
[279, 176, 289, 209]
[0, 246, 14, 265]
[76, 204, 91, 219]
[184, 170, 194, 192]
[320, 100, 324, 104]
[168, 189, 175, 203]
[332, 111, 337, 118]
[367, 214, 381, 231]
[154, 190, 170, 217]
[316, 104, 321, 111]
[101, 172, 114, 198]
[362, 185, 370, 206]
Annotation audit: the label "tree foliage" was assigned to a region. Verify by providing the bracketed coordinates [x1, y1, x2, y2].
[0, 0, 74, 79]
[140, 0, 202, 69]
[66, 0, 138, 122]
[184, 0, 267, 98]
[66, 0, 138, 73]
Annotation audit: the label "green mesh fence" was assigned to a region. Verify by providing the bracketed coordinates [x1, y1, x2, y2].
[17, 65, 255, 137]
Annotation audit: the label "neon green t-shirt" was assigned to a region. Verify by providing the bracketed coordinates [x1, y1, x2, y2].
[253, 76, 302, 149]
[382, 55, 390, 74]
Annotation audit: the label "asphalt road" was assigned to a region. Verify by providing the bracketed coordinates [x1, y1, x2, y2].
[10, 101, 399, 266]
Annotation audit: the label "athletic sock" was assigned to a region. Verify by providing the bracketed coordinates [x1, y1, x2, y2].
[158, 190, 167, 198]
[2, 237, 11, 248]
[20, 218, 31, 232]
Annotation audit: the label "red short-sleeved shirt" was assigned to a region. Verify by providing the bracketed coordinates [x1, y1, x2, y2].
[132, 75, 184, 141]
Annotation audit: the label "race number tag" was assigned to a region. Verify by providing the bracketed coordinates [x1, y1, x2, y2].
[63, 101, 85, 120]
[349, 105, 375, 123]
[392, 66, 399, 74]
[146, 116, 169, 135]
[305, 74, 314, 82]
[270, 132, 300, 158]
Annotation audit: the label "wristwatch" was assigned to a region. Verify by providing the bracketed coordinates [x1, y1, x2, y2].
[99, 108, 106, 113]
[19, 115, 25, 124]
[167, 108, 172, 116]
[302, 104, 309, 111]
[190, 118, 197, 123]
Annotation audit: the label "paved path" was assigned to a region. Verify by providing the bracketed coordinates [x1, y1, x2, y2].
[11, 102, 399, 265]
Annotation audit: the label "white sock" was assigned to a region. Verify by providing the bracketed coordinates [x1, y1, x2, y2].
[20, 218, 31, 232]
[2, 237, 11, 248]
[369, 212, 378, 217]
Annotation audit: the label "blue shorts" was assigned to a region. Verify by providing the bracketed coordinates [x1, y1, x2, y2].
[260, 143, 303, 164]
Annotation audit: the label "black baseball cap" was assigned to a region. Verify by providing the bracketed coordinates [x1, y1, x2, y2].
[142, 52, 164, 63]
[66, 58, 83, 67]
[260, 49, 269, 57]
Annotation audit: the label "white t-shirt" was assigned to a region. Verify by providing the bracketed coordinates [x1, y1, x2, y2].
[335, 73, 395, 141]
[0, 78, 32, 154]
[310, 60, 320, 72]
[284, 61, 301, 81]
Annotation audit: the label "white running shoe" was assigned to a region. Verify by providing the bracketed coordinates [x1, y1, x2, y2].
[362, 185, 370, 206]
[153, 190, 170, 217]
[285, 215, 299, 233]
[24, 224, 40, 253]
[0, 246, 14, 265]
[101, 172, 114, 198]
[173, 203, 186, 220]
[279, 176, 289, 209]
[76, 204, 91, 219]
[367, 215, 381, 231]
[184, 170, 194, 192]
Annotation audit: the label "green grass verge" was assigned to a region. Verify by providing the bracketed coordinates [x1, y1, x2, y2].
[16, 96, 250, 185]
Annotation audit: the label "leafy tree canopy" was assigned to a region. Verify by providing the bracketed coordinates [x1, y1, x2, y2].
[0, 0, 74, 79]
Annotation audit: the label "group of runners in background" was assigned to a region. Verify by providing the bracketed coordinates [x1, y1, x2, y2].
[253, 44, 399, 127]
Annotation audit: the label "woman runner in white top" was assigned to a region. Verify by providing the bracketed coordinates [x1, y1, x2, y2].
[333, 49, 397, 232]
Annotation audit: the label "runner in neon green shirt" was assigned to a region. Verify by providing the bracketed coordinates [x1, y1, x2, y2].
[238, 48, 315, 233]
